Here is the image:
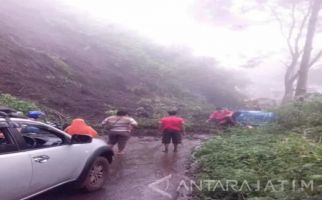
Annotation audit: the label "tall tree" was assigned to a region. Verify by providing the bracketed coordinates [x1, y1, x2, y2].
[271, 0, 322, 101]
[271, 0, 311, 102]
[295, 0, 322, 96]
[194, 0, 322, 101]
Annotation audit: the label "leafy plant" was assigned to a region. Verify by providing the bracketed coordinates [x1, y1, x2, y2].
[276, 98, 322, 129]
[195, 98, 322, 200]
[0, 93, 69, 128]
[195, 129, 322, 199]
[0, 93, 39, 113]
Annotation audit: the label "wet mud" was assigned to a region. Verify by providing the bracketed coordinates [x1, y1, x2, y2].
[31, 135, 208, 200]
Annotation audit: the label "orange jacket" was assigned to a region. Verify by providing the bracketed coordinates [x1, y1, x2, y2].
[64, 118, 97, 137]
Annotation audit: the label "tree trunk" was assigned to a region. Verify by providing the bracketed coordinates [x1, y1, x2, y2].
[295, 0, 322, 97]
[282, 54, 299, 103]
[283, 88, 294, 103]
[283, 81, 295, 103]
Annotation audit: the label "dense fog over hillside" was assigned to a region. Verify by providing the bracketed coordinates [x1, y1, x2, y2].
[0, 0, 248, 118]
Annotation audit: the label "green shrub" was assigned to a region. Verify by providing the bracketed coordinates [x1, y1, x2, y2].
[195, 127, 322, 200]
[136, 117, 159, 129]
[0, 93, 39, 113]
[0, 93, 69, 127]
[195, 98, 322, 200]
[276, 98, 322, 129]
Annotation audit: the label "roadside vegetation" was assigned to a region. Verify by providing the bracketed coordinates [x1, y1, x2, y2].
[195, 97, 322, 200]
[0, 93, 39, 112]
[0, 93, 69, 126]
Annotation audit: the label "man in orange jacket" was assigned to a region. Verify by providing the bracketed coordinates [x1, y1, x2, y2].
[64, 118, 98, 137]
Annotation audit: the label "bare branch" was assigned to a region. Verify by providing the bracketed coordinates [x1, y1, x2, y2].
[287, 2, 296, 46]
[294, 5, 311, 54]
[270, 8, 286, 38]
[309, 49, 322, 67]
[271, 7, 296, 57]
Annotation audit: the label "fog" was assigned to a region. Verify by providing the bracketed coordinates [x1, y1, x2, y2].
[2, 0, 321, 100]
[57, 0, 321, 100]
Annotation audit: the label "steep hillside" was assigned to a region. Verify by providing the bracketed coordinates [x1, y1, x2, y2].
[0, 0, 245, 119]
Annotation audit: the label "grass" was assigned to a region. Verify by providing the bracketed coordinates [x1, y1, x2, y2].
[195, 127, 322, 200]
[0, 93, 69, 127]
[194, 98, 322, 200]
[0, 93, 39, 113]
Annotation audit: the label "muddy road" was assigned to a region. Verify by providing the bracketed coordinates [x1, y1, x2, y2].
[31, 135, 208, 200]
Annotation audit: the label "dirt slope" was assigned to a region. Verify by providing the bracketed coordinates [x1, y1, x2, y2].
[0, 0, 244, 119]
[0, 0, 149, 118]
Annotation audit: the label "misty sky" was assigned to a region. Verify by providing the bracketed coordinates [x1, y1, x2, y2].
[65, 0, 284, 65]
[63, 0, 322, 98]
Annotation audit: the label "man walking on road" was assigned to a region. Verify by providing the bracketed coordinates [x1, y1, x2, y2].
[102, 110, 138, 155]
[159, 110, 185, 153]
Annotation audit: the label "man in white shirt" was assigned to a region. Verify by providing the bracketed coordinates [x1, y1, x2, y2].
[101, 110, 138, 155]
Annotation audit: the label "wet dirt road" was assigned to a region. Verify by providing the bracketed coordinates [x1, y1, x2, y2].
[31, 136, 208, 200]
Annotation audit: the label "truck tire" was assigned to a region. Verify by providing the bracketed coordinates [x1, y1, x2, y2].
[82, 156, 109, 192]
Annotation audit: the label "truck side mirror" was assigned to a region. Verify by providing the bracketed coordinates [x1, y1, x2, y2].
[70, 134, 92, 144]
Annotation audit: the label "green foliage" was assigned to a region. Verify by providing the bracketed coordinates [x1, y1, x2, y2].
[276, 98, 322, 129]
[0, 93, 69, 127]
[105, 109, 117, 116]
[0, 93, 39, 113]
[195, 127, 322, 200]
[137, 96, 208, 119]
[48, 55, 72, 76]
[134, 96, 214, 132]
[195, 98, 322, 200]
[136, 117, 159, 130]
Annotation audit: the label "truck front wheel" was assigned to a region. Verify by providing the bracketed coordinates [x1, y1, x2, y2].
[82, 156, 109, 192]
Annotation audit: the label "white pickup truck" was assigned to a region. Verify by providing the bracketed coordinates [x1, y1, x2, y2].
[0, 111, 113, 200]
